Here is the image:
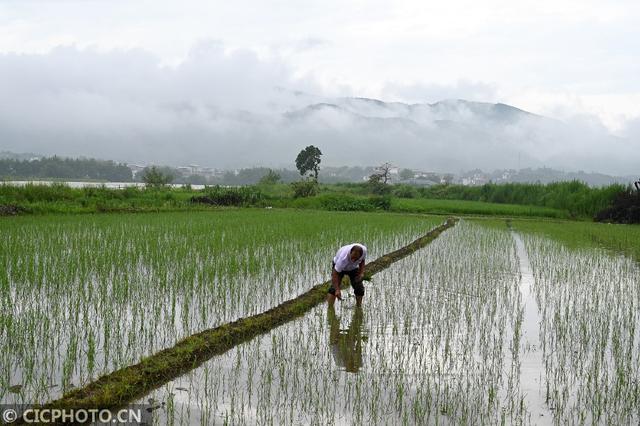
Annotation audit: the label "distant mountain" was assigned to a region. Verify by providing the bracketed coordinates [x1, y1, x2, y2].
[276, 97, 635, 176]
[2, 88, 637, 175]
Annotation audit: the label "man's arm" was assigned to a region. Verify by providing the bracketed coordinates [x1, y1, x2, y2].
[332, 267, 342, 299]
[357, 260, 365, 281]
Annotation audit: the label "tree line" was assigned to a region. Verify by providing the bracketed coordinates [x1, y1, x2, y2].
[0, 156, 133, 181]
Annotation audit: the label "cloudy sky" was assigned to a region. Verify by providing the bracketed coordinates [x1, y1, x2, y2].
[1, 0, 639, 171]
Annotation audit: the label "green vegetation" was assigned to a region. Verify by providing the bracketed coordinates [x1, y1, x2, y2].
[290, 179, 319, 198]
[509, 218, 640, 261]
[0, 209, 444, 405]
[4, 196, 640, 422]
[143, 221, 531, 423]
[0, 182, 198, 214]
[391, 197, 566, 217]
[416, 180, 623, 218]
[192, 185, 265, 206]
[41, 219, 456, 411]
[518, 229, 640, 423]
[1, 182, 571, 218]
[0, 155, 132, 181]
[258, 169, 281, 185]
[215, 167, 301, 185]
[295, 145, 322, 180]
[140, 165, 175, 187]
[135, 219, 639, 424]
[594, 186, 640, 224]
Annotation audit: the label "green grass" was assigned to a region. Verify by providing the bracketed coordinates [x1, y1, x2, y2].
[1, 182, 575, 219]
[0, 183, 200, 214]
[515, 225, 640, 422]
[390, 197, 569, 218]
[509, 219, 640, 261]
[267, 192, 569, 218]
[470, 216, 640, 261]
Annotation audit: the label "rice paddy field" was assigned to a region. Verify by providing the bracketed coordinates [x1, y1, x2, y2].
[138, 220, 639, 425]
[2, 209, 639, 424]
[0, 209, 442, 405]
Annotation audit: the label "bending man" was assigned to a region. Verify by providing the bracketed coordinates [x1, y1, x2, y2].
[327, 243, 367, 307]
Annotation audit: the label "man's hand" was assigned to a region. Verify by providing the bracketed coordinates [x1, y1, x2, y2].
[335, 288, 342, 300]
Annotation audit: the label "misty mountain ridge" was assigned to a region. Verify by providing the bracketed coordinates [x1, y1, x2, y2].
[336, 97, 534, 120]
[1, 45, 636, 175]
[2, 83, 636, 175]
[285, 98, 540, 126]
[273, 95, 634, 176]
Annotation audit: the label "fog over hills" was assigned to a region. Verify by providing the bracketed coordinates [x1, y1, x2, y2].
[255, 95, 635, 175]
[282, 96, 637, 175]
[0, 47, 636, 175]
[2, 91, 636, 175]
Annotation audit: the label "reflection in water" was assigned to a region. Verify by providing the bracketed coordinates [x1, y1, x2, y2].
[327, 306, 366, 373]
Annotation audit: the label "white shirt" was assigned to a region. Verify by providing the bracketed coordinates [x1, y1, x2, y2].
[333, 243, 367, 272]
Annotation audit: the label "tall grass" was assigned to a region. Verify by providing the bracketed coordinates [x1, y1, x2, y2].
[328, 180, 624, 218]
[0, 181, 597, 219]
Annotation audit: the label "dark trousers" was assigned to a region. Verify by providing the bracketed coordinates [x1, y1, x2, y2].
[330, 262, 365, 296]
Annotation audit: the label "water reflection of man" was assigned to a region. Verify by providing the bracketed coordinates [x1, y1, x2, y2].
[327, 305, 365, 373]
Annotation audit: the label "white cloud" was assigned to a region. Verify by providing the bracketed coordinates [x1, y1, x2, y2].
[1, 0, 640, 172]
[0, 43, 321, 165]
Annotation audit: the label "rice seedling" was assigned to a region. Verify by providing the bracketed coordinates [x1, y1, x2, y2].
[4, 210, 637, 424]
[0, 209, 441, 404]
[140, 221, 538, 424]
[138, 219, 639, 424]
[518, 231, 640, 423]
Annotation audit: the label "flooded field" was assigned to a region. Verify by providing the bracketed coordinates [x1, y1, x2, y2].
[138, 221, 640, 425]
[520, 232, 640, 423]
[2, 213, 639, 424]
[0, 210, 439, 404]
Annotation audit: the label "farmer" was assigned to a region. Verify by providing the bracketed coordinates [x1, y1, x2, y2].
[327, 243, 367, 306]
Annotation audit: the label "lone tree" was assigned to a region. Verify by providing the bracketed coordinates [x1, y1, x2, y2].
[295, 145, 322, 180]
[367, 173, 390, 195]
[375, 162, 394, 184]
[141, 166, 174, 188]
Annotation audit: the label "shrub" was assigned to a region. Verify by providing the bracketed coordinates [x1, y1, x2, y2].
[141, 166, 174, 188]
[192, 186, 264, 206]
[291, 180, 319, 198]
[367, 174, 391, 195]
[318, 194, 373, 211]
[392, 185, 416, 198]
[594, 186, 640, 224]
[368, 195, 391, 210]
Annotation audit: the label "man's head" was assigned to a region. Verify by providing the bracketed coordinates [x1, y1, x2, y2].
[349, 245, 363, 262]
